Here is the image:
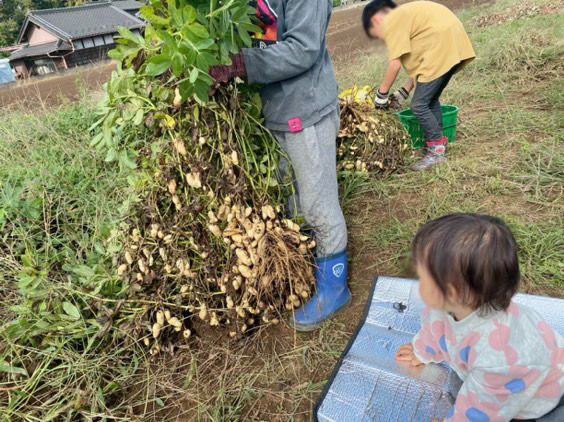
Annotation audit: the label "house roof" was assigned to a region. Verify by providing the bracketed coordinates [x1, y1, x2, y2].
[89, 0, 144, 12]
[17, 3, 146, 44]
[9, 40, 72, 61]
[0, 46, 23, 53]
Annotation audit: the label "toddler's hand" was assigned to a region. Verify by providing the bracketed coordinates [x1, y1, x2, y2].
[396, 343, 424, 366]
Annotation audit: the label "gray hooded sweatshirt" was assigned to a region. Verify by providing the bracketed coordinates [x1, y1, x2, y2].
[242, 0, 338, 132]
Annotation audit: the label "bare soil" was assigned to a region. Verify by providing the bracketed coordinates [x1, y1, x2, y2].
[0, 63, 114, 110]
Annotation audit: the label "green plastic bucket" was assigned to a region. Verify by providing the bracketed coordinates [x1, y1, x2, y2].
[397, 105, 459, 149]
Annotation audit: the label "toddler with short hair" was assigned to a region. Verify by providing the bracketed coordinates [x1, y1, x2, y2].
[397, 214, 564, 421]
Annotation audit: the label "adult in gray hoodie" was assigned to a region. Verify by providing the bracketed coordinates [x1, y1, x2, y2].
[210, 0, 350, 331]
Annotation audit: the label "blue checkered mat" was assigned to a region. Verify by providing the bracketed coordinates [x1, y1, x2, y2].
[315, 277, 564, 422]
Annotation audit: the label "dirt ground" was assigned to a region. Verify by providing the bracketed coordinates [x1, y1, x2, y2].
[0, 0, 488, 111]
[0, 63, 114, 110]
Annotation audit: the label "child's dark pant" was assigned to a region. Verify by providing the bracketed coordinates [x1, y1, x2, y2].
[411, 64, 459, 142]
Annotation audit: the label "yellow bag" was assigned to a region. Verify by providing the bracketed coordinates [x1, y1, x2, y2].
[339, 85, 376, 105]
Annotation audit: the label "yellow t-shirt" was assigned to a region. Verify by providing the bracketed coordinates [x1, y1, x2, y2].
[382, 1, 476, 83]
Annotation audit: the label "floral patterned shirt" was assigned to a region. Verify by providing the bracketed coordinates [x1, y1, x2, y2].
[412, 302, 564, 421]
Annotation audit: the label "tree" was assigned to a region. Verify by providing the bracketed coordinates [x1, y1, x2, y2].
[0, 0, 81, 48]
[0, 0, 28, 47]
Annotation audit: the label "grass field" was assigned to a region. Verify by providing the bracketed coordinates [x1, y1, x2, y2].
[0, 0, 562, 420]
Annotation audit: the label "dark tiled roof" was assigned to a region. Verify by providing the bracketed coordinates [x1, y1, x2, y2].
[89, 1, 144, 11]
[114, 0, 144, 10]
[9, 40, 72, 60]
[18, 3, 145, 43]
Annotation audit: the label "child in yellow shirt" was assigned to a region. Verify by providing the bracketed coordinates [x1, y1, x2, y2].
[362, 0, 475, 170]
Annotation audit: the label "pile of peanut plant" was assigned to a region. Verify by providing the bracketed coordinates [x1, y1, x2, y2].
[89, 0, 318, 354]
[337, 98, 410, 175]
[89, 0, 408, 355]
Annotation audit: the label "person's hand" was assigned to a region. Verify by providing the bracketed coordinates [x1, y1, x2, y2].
[209, 53, 247, 84]
[374, 89, 390, 110]
[391, 87, 410, 105]
[396, 343, 424, 366]
[389, 87, 410, 109]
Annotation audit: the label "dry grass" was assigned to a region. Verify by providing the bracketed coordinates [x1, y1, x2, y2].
[115, 321, 351, 421]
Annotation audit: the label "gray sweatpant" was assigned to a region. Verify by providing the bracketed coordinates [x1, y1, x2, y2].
[271, 108, 347, 257]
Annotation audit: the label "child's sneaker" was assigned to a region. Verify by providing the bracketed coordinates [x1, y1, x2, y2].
[412, 137, 448, 171]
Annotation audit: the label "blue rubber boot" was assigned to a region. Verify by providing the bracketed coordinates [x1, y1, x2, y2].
[290, 250, 352, 332]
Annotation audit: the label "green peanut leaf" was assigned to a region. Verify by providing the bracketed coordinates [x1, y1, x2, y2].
[141, 6, 171, 27]
[238, 28, 252, 47]
[194, 80, 210, 104]
[117, 27, 141, 45]
[183, 5, 197, 24]
[232, 6, 251, 21]
[195, 39, 215, 51]
[172, 53, 185, 77]
[146, 55, 172, 76]
[238, 22, 262, 34]
[63, 302, 81, 320]
[133, 109, 145, 126]
[107, 48, 125, 61]
[188, 22, 210, 39]
[179, 80, 194, 101]
[121, 150, 138, 170]
[189, 68, 199, 83]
